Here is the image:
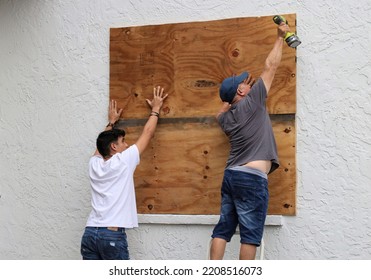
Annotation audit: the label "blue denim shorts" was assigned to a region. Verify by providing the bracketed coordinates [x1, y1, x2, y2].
[212, 167, 269, 246]
[80, 227, 129, 260]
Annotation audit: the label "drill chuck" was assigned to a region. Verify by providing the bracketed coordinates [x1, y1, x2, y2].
[284, 33, 301, 48]
[273, 15, 301, 48]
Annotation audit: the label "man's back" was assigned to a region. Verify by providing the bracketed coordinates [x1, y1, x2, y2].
[87, 144, 140, 228]
[218, 79, 279, 174]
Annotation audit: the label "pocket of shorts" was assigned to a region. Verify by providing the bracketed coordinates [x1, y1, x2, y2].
[100, 230, 126, 242]
[233, 182, 256, 204]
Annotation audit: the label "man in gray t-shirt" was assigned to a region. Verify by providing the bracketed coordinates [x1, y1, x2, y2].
[210, 22, 290, 260]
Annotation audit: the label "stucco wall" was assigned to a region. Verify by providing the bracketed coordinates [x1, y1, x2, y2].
[0, 0, 370, 260]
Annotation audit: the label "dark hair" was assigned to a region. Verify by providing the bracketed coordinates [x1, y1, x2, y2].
[96, 129, 126, 158]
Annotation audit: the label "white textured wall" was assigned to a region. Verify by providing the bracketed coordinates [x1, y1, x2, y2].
[0, 0, 370, 260]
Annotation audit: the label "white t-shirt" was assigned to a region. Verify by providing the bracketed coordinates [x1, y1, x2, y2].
[86, 144, 140, 228]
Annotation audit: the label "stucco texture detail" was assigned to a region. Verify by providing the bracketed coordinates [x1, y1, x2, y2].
[0, 0, 370, 259]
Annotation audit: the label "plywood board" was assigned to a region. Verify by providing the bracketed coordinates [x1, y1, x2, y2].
[110, 14, 297, 215]
[110, 14, 297, 118]
[116, 116, 296, 215]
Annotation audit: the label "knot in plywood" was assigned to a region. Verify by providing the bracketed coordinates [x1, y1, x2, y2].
[194, 80, 218, 88]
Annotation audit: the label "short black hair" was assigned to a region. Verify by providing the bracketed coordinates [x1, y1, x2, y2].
[96, 129, 126, 158]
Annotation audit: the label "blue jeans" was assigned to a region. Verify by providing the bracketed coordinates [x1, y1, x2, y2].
[80, 227, 129, 260]
[212, 168, 269, 246]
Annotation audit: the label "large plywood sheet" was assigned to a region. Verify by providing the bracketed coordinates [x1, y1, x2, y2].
[110, 14, 297, 215]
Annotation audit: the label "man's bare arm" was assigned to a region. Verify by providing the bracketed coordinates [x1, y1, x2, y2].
[135, 86, 168, 155]
[93, 100, 123, 156]
[260, 23, 289, 94]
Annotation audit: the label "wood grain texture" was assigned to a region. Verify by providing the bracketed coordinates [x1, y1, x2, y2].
[116, 117, 296, 215]
[110, 14, 297, 118]
[110, 14, 297, 215]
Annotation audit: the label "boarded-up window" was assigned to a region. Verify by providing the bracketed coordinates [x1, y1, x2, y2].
[110, 14, 297, 215]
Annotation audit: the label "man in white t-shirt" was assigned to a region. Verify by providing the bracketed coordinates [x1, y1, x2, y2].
[80, 86, 168, 260]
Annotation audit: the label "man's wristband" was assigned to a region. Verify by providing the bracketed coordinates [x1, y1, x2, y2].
[149, 111, 160, 118]
[106, 122, 115, 128]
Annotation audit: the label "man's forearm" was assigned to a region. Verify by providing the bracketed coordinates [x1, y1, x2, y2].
[260, 36, 284, 93]
[264, 37, 284, 72]
[142, 110, 160, 139]
[134, 106, 162, 154]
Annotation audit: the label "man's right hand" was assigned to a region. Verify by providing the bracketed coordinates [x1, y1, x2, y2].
[277, 23, 290, 39]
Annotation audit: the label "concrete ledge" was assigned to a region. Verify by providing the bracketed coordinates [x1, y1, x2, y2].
[138, 214, 283, 226]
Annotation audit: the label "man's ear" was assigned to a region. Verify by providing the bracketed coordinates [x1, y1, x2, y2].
[237, 88, 251, 97]
[236, 90, 246, 99]
[110, 142, 117, 152]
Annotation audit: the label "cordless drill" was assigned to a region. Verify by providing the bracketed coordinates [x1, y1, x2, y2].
[273, 15, 301, 48]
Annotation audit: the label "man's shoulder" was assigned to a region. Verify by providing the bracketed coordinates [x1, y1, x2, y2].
[116, 144, 140, 164]
[89, 155, 102, 162]
[251, 78, 266, 92]
[127, 144, 139, 155]
[244, 78, 267, 103]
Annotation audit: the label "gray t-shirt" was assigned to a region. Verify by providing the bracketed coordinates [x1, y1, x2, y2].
[218, 78, 279, 174]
